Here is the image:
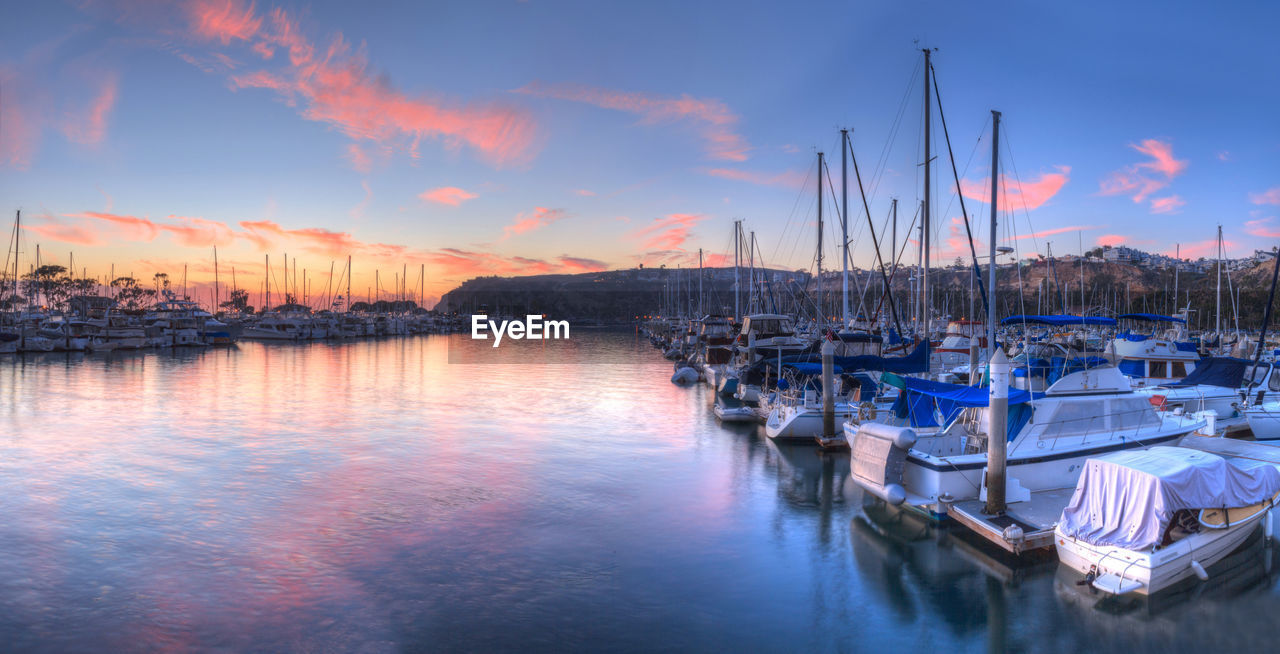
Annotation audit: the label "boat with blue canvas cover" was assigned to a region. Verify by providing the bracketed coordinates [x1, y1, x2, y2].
[846, 366, 1205, 520]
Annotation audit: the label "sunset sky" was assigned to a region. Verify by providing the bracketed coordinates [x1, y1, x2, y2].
[2, 0, 1277, 308]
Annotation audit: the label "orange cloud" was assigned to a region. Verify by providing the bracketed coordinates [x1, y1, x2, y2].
[426, 248, 605, 278]
[161, 215, 239, 247]
[1097, 234, 1126, 247]
[516, 81, 749, 161]
[1250, 188, 1280, 205]
[1246, 217, 1280, 238]
[960, 166, 1070, 211]
[186, 3, 536, 166]
[706, 167, 805, 189]
[630, 213, 707, 250]
[1149, 195, 1185, 214]
[419, 186, 477, 206]
[502, 207, 566, 239]
[1099, 139, 1187, 210]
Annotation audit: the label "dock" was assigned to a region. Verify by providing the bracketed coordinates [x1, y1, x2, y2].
[946, 488, 1075, 554]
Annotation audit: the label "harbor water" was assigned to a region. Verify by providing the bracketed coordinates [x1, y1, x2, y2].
[1, 330, 1278, 651]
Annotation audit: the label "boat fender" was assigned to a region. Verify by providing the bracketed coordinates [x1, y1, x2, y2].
[1190, 560, 1209, 581]
[861, 483, 907, 506]
[1267, 508, 1274, 542]
[859, 422, 917, 450]
[1002, 524, 1024, 544]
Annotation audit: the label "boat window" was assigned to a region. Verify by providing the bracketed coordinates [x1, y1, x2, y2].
[1149, 361, 1168, 378]
[1039, 401, 1108, 440]
[1170, 361, 1187, 378]
[1247, 365, 1270, 387]
[1107, 397, 1163, 431]
[1271, 373, 1280, 393]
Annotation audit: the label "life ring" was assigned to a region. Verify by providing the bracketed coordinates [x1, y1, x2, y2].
[857, 401, 878, 422]
[1167, 342, 1176, 354]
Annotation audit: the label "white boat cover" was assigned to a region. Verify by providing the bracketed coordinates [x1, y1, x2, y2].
[1058, 446, 1280, 550]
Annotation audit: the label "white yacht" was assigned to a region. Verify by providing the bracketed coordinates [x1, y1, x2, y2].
[846, 366, 1205, 519]
[1107, 312, 1200, 388]
[764, 363, 857, 441]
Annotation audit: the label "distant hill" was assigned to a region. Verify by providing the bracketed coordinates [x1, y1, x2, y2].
[435, 267, 804, 321]
[436, 257, 1280, 328]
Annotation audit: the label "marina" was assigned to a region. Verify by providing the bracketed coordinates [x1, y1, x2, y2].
[3, 0, 1279, 650]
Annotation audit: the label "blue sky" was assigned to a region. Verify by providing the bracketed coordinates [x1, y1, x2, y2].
[1, 0, 1276, 304]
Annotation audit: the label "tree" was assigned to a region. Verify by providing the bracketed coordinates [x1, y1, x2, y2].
[219, 288, 251, 314]
[111, 277, 157, 311]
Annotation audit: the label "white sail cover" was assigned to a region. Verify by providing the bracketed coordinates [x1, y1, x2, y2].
[1058, 446, 1280, 550]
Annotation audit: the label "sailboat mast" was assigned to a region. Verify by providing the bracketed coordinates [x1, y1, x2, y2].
[922, 47, 933, 339]
[698, 248, 704, 317]
[749, 231, 756, 314]
[1216, 225, 1223, 340]
[214, 246, 220, 311]
[733, 220, 741, 322]
[987, 111, 1000, 350]
[265, 254, 270, 311]
[1173, 243, 1180, 314]
[816, 151, 824, 328]
[841, 128, 850, 327]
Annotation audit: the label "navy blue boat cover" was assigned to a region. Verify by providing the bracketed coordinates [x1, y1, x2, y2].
[1118, 313, 1187, 323]
[1166, 356, 1248, 388]
[1000, 314, 1118, 326]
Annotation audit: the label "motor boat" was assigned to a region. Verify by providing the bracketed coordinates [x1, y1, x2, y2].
[1055, 445, 1280, 595]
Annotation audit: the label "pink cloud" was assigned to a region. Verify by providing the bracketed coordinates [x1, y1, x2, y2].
[1250, 188, 1280, 205]
[188, 0, 263, 45]
[67, 211, 161, 240]
[1097, 234, 1126, 247]
[345, 143, 372, 173]
[426, 248, 605, 278]
[502, 207, 567, 238]
[515, 81, 749, 161]
[1170, 238, 1234, 259]
[706, 167, 805, 189]
[630, 213, 707, 250]
[1246, 217, 1280, 238]
[1099, 139, 1188, 210]
[960, 166, 1070, 211]
[1012, 224, 1100, 241]
[187, 4, 536, 166]
[22, 220, 104, 246]
[1149, 195, 1185, 214]
[419, 186, 477, 206]
[62, 72, 118, 145]
[575, 189, 595, 196]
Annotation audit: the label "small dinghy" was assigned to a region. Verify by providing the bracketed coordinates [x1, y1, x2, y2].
[713, 402, 757, 423]
[1055, 446, 1280, 596]
[671, 365, 700, 385]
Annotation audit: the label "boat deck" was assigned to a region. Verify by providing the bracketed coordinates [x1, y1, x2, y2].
[1178, 435, 1280, 464]
[947, 488, 1076, 554]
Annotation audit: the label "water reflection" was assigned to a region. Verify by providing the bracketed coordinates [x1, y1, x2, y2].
[1, 331, 1279, 651]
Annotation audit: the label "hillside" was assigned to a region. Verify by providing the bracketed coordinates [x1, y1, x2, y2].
[436, 257, 1280, 328]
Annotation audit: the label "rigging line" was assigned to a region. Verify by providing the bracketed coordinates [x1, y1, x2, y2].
[772, 156, 816, 264]
[930, 60, 989, 320]
[847, 130, 903, 334]
[866, 59, 923, 206]
[999, 122, 1046, 259]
